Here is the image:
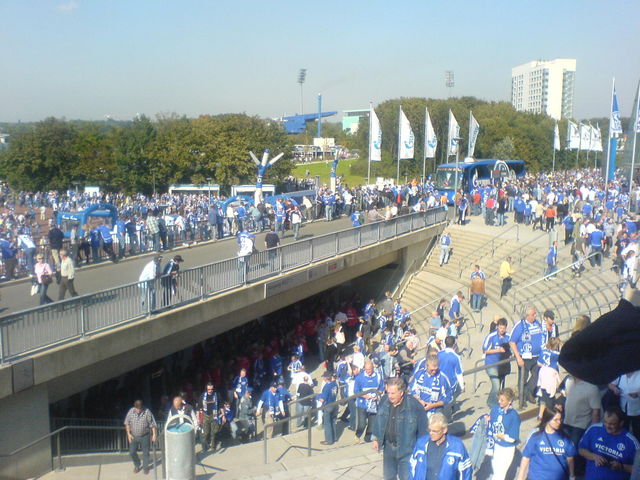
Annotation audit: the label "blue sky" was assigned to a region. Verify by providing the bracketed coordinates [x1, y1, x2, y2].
[1, 0, 638, 122]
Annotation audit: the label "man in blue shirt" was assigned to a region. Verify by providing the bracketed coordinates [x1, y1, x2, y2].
[589, 227, 605, 267]
[256, 383, 285, 437]
[439, 233, 451, 267]
[318, 372, 338, 445]
[409, 412, 472, 480]
[563, 213, 575, 245]
[438, 337, 464, 413]
[410, 356, 453, 418]
[509, 307, 544, 405]
[545, 241, 558, 279]
[448, 291, 464, 329]
[579, 406, 639, 480]
[354, 360, 384, 442]
[482, 318, 511, 407]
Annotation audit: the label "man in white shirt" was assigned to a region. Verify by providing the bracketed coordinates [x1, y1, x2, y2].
[58, 249, 78, 300]
[139, 254, 162, 310]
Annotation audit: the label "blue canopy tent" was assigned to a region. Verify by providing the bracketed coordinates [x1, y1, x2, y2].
[55, 203, 119, 238]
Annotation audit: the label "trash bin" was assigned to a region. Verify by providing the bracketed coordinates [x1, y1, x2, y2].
[164, 414, 196, 480]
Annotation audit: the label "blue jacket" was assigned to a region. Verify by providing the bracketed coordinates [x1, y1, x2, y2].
[409, 433, 473, 480]
[372, 394, 427, 458]
[353, 371, 384, 409]
[410, 370, 453, 410]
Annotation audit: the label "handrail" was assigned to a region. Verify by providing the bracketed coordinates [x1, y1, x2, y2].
[0, 206, 447, 364]
[512, 265, 618, 317]
[457, 223, 519, 277]
[510, 252, 600, 311]
[0, 424, 161, 480]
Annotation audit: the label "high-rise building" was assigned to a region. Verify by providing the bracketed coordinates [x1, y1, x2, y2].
[511, 58, 576, 120]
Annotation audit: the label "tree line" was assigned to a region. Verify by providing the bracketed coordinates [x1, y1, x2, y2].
[0, 98, 626, 193]
[0, 114, 293, 194]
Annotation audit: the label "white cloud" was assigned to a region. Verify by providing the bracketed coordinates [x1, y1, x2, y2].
[56, 1, 78, 12]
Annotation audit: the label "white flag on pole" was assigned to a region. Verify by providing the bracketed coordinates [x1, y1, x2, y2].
[369, 106, 382, 161]
[567, 121, 580, 149]
[468, 112, 480, 157]
[580, 123, 591, 150]
[594, 125, 603, 152]
[553, 122, 560, 151]
[447, 110, 460, 157]
[424, 108, 437, 158]
[589, 125, 598, 152]
[398, 108, 415, 159]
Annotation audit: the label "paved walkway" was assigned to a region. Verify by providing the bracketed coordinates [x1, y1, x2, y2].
[0, 217, 352, 316]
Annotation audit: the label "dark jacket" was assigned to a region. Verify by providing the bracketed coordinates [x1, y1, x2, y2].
[372, 393, 427, 458]
[559, 299, 640, 385]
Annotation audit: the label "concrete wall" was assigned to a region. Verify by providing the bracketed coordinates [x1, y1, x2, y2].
[0, 384, 51, 480]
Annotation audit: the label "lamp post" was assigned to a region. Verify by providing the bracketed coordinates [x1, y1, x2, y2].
[453, 136, 463, 196]
[206, 177, 213, 203]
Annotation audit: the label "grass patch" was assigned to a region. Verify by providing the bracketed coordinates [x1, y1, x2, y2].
[291, 161, 365, 187]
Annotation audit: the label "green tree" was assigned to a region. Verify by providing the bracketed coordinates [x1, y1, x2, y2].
[492, 137, 516, 159]
[0, 117, 79, 191]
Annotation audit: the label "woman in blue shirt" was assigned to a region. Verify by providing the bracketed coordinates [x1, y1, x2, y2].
[487, 388, 521, 480]
[517, 408, 576, 480]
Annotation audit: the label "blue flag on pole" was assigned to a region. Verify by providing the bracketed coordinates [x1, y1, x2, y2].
[611, 88, 623, 136]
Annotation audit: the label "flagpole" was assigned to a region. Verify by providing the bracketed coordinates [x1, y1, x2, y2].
[422, 107, 427, 184]
[576, 123, 581, 169]
[605, 78, 616, 191]
[367, 103, 372, 185]
[552, 123, 556, 173]
[629, 84, 640, 211]
[595, 123, 600, 169]
[397, 104, 401, 186]
[585, 124, 591, 166]
[468, 110, 472, 156]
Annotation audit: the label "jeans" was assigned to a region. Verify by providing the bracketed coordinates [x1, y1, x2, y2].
[297, 404, 312, 427]
[518, 358, 540, 400]
[292, 223, 301, 240]
[545, 264, 557, 278]
[590, 247, 602, 267]
[486, 366, 504, 407]
[497, 213, 505, 226]
[565, 424, 586, 473]
[38, 283, 52, 305]
[471, 293, 483, 310]
[238, 257, 249, 282]
[129, 433, 151, 470]
[439, 246, 450, 265]
[383, 443, 411, 480]
[323, 406, 337, 444]
[23, 248, 36, 274]
[355, 407, 374, 440]
[500, 277, 512, 297]
[325, 206, 333, 221]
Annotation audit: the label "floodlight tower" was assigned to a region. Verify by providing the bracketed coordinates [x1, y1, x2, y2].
[298, 69, 307, 115]
[445, 71, 455, 98]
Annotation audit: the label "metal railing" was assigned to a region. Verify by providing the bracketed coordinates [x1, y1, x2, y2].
[457, 224, 519, 277]
[0, 425, 160, 480]
[0, 207, 447, 364]
[510, 252, 600, 313]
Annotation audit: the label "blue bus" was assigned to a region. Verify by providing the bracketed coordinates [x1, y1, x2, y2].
[434, 159, 526, 203]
